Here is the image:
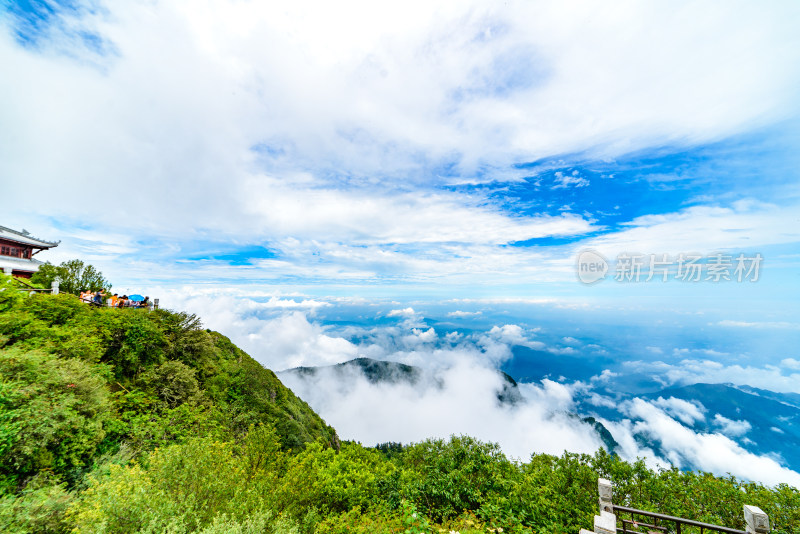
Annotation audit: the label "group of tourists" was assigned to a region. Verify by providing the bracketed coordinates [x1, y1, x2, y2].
[79, 290, 104, 306]
[109, 293, 151, 309]
[78, 290, 153, 309]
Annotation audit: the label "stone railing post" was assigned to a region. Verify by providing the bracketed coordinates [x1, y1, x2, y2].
[51, 279, 59, 295]
[744, 505, 770, 533]
[598, 477, 613, 513]
[580, 478, 616, 534]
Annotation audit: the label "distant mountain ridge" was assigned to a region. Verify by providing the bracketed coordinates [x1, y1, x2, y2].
[283, 357, 524, 404]
[288, 357, 427, 386]
[732, 383, 800, 410]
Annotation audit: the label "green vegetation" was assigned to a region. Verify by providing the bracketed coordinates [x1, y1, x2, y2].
[0, 275, 798, 533]
[31, 259, 111, 295]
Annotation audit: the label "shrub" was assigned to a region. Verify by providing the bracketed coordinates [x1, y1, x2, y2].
[67, 437, 277, 533]
[274, 441, 396, 519]
[399, 435, 517, 522]
[0, 473, 73, 534]
[0, 348, 111, 485]
[142, 360, 202, 408]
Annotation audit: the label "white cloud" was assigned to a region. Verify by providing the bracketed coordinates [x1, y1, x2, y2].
[387, 307, 418, 318]
[617, 399, 800, 487]
[551, 171, 589, 189]
[485, 324, 545, 351]
[445, 331, 463, 342]
[588, 393, 618, 409]
[163, 291, 358, 370]
[582, 203, 800, 258]
[410, 327, 437, 344]
[782, 358, 800, 371]
[447, 310, 482, 318]
[591, 369, 619, 383]
[280, 347, 604, 460]
[713, 414, 752, 438]
[651, 396, 706, 425]
[240, 179, 595, 245]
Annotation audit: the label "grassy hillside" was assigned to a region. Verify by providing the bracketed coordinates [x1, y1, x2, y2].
[0, 279, 798, 533]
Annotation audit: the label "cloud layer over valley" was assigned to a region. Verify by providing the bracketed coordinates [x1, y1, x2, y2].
[166, 289, 800, 487]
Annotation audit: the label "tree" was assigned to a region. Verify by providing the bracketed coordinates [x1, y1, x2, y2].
[31, 259, 110, 295]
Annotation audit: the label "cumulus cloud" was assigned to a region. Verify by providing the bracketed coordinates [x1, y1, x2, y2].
[591, 369, 619, 384]
[408, 327, 437, 344]
[713, 414, 752, 438]
[485, 324, 544, 350]
[280, 343, 604, 460]
[651, 397, 706, 425]
[387, 307, 418, 318]
[164, 290, 358, 369]
[610, 398, 800, 487]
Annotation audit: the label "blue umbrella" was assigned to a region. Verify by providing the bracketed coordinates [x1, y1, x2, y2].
[128, 294, 145, 302]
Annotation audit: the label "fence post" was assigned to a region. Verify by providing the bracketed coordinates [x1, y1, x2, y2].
[599, 477, 613, 513]
[743, 505, 769, 533]
[580, 478, 616, 534]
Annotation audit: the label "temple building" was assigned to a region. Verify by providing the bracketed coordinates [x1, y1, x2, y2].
[0, 226, 60, 279]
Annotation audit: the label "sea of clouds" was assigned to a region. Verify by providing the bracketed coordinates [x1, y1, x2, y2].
[165, 289, 800, 488]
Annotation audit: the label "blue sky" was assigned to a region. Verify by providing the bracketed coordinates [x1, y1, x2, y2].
[4, 0, 800, 484]
[3, 0, 799, 334]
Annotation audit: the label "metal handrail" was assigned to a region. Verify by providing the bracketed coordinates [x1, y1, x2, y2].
[614, 505, 747, 534]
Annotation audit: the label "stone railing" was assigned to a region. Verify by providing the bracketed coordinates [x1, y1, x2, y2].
[580, 478, 770, 534]
[9, 278, 60, 295]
